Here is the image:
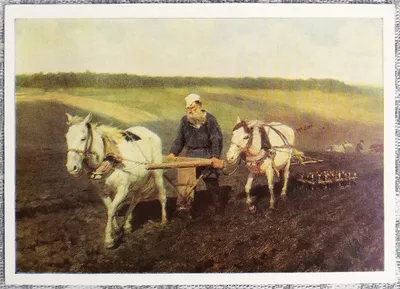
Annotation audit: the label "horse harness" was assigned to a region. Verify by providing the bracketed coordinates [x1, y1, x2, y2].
[232, 121, 292, 175]
[68, 123, 142, 179]
[67, 123, 101, 167]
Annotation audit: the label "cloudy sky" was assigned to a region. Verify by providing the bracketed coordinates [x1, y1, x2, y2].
[16, 18, 383, 86]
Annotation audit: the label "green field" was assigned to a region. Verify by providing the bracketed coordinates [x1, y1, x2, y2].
[16, 86, 384, 153]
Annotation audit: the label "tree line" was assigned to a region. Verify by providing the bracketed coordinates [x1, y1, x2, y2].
[16, 71, 382, 96]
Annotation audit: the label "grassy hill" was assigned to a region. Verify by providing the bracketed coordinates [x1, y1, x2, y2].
[16, 86, 384, 154]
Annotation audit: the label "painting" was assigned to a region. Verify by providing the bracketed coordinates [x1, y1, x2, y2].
[4, 3, 396, 286]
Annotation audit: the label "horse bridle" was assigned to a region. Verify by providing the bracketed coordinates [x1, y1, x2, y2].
[67, 123, 100, 165]
[231, 121, 292, 155]
[231, 121, 253, 154]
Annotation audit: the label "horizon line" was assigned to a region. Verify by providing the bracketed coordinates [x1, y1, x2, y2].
[15, 71, 383, 88]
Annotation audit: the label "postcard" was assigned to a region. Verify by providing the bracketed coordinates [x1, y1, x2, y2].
[4, 3, 396, 286]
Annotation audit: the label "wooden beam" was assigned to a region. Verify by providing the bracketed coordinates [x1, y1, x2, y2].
[147, 156, 225, 170]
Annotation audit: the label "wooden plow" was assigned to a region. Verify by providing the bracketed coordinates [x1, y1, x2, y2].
[146, 156, 224, 203]
[145, 154, 323, 194]
[146, 153, 352, 198]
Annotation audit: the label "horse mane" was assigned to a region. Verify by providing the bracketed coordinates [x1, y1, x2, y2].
[95, 124, 125, 143]
[259, 126, 272, 150]
[232, 120, 251, 134]
[249, 123, 271, 151]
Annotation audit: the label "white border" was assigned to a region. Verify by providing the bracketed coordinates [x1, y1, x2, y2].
[4, 3, 396, 286]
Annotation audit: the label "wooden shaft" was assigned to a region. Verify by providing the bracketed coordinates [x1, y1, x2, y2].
[290, 160, 324, 166]
[147, 158, 225, 170]
[162, 156, 211, 163]
[147, 160, 213, 170]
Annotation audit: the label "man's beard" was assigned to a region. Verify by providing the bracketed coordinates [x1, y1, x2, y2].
[187, 108, 207, 126]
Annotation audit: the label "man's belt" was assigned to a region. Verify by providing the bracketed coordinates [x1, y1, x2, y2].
[188, 147, 209, 150]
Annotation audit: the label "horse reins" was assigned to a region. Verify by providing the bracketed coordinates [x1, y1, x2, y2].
[265, 124, 292, 148]
[223, 121, 259, 175]
[231, 121, 292, 155]
[222, 154, 243, 176]
[230, 120, 254, 154]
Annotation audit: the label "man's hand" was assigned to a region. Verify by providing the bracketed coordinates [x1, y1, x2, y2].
[168, 153, 175, 157]
[211, 157, 224, 168]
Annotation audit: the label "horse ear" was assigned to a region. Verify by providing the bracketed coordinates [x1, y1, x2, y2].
[236, 116, 241, 124]
[83, 113, 92, 124]
[66, 113, 73, 124]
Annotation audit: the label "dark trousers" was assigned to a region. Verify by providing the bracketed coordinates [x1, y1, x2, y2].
[194, 166, 224, 214]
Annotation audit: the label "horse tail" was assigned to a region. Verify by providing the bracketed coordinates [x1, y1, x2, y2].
[292, 149, 305, 164]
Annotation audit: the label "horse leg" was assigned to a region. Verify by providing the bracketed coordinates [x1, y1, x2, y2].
[153, 170, 167, 224]
[244, 173, 256, 212]
[102, 195, 118, 230]
[104, 186, 129, 249]
[123, 214, 133, 233]
[265, 165, 275, 209]
[123, 197, 140, 233]
[281, 156, 292, 200]
[95, 181, 118, 230]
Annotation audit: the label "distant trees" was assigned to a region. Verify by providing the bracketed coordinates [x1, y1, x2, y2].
[15, 71, 382, 96]
[16, 72, 79, 91]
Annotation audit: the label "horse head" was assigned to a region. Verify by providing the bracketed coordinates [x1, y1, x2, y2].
[65, 113, 93, 176]
[226, 116, 252, 164]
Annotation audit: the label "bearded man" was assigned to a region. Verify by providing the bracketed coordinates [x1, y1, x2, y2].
[168, 93, 223, 216]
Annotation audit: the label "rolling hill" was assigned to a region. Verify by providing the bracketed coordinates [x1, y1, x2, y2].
[16, 86, 384, 154]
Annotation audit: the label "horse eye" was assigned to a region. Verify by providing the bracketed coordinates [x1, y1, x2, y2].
[81, 137, 86, 141]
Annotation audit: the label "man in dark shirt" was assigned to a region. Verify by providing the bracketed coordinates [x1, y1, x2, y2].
[169, 93, 223, 216]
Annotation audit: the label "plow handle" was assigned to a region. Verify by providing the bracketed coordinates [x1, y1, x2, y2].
[146, 158, 225, 170]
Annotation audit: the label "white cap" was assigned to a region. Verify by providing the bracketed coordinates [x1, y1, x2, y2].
[185, 93, 201, 108]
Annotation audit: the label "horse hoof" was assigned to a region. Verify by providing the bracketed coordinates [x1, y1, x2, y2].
[160, 215, 168, 224]
[281, 195, 287, 201]
[248, 205, 257, 213]
[123, 226, 132, 233]
[175, 208, 191, 219]
[105, 240, 115, 249]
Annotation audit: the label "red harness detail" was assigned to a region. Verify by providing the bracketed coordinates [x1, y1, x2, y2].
[245, 149, 274, 175]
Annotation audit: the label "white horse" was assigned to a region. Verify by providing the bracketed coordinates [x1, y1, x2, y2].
[226, 117, 295, 211]
[327, 141, 353, 153]
[65, 113, 167, 248]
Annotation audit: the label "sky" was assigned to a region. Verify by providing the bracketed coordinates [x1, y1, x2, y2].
[16, 18, 383, 86]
